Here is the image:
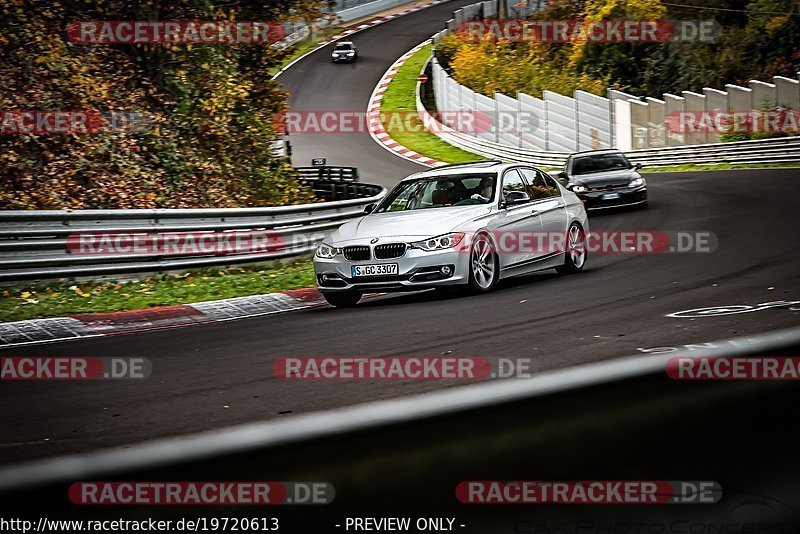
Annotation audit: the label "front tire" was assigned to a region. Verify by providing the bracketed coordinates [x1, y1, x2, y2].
[322, 290, 362, 308]
[468, 233, 499, 292]
[556, 223, 587, 274]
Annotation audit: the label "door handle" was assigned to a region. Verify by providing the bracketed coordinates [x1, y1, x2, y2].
[531, 210, 541, 216]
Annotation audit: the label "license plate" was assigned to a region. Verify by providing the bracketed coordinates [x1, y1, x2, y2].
[352, 263, 399, 277]
[602, 193, 621, 200]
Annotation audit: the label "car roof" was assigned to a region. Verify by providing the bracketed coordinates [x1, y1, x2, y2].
[568, 149, 624, 158]
[400, 161, 523, 181]
[336, 41, 355, 46]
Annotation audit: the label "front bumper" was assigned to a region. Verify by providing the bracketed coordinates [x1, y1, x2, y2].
[577, 186, 647, 210]
[332, 55, 355, 62]
[313, 247, 470, 292]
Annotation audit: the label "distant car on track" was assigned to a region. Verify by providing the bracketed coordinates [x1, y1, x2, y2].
[331, 41, 357, 63]
[558, 149, 648, 211]
[313, 161, 589, 307]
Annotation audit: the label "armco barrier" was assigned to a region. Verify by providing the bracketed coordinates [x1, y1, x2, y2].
[1, 327, 799, 527]
[0, 176, 386, 283]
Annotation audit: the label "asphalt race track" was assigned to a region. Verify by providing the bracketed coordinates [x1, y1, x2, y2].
[1, 1, 799, 464]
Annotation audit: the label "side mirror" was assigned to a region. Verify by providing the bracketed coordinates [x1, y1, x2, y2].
[503, 190, 530, 207]
[363, 203, 376, 214]
[556, 171, 568, 183]
[633, 162, 643, 170]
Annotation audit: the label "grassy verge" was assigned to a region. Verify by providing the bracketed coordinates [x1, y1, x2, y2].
[639, 162, 800, 173]
[0, 258, 315, 323]
[381, 43, 486, 164]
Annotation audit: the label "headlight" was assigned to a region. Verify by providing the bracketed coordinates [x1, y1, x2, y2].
[629, 176, 645, 187]
[410, 232, 465, 252]
[315, 242, 339, 259]
[571, 184, 587, 193]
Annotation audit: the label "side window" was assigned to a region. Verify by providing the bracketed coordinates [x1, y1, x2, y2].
[501, 169, 528, 203]
[542, 174, 561, 197]
[519, 168, 560, 199]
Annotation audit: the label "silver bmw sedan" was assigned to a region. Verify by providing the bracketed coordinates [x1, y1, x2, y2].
[313, 161, 589, 307]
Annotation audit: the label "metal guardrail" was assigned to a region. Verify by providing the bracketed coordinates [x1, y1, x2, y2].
[0, 174, 386, 283]
[625, 135, 800, 166]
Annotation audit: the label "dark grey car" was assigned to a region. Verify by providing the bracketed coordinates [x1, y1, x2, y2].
[557, 150, 648, 211]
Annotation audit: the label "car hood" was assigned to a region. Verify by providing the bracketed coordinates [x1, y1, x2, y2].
[329, 206, 492, 244]
[570, 168, 639, 187]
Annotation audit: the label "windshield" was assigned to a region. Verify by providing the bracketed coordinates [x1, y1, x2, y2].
[334, 43, 353, 51]
[571, 153, 632, 175]
[376, 173, 496, 212]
